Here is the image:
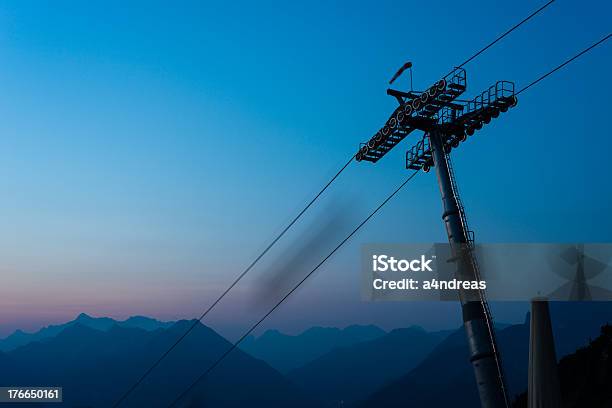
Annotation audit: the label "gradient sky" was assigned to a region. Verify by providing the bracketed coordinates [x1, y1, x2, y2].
[0, 1, 610, 338]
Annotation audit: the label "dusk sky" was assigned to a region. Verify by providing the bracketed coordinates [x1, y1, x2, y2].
[0, 1, 610, 338]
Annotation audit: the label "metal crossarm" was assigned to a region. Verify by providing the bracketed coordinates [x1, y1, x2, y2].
[356, 68, 466, 163]
[403, 79, 517, 174]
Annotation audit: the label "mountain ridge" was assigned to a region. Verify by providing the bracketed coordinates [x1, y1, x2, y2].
[0, 319, 321, 407]
[360, 302, 612, 407]
[241, 324, 387, 373]
[288, 326, 451, 406]
[0, 313, 174, 352]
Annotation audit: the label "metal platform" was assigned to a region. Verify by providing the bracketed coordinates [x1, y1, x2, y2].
[438, 81, 516, 150]
[406, 135, 432, 171]
[356, 67, 467, 163]
[404, 81, 517, 172]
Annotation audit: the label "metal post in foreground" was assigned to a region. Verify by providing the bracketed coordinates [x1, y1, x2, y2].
[529, 299, 562, 408]
[429, 129, 508, 408]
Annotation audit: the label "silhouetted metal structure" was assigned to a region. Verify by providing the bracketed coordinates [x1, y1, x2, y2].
[356, 66, 517, 408]
[529, 299, 562, 408]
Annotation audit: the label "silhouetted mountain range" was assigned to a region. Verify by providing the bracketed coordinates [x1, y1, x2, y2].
[288, 326, 451, 406]
[0, 320, 319, 407]
[360, 302, 612, 408]
[0, 313, 173, 352]
[241, 324, 386, 373]
[1, 302, 609, 407]
[513, 324, 612, 407]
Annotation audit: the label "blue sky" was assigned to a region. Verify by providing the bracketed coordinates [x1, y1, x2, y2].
[0, 1, 610, 337]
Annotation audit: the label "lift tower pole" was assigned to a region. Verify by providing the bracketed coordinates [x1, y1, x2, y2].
[429, 129, 508, 408]
[356, 67, 518, 408]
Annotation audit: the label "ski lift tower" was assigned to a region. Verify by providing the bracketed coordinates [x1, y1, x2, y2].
[356, 66, 518, 408]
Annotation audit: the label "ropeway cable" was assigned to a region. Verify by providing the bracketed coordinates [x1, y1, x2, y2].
[166, 170, 420, 407]
[112, 154, 355, 407]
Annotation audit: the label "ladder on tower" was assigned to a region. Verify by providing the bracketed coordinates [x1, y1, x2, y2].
[445, 154, 474, 246]
[444, 152, 510, 407]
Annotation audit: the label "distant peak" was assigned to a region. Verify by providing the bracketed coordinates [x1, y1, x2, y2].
[8, 329, 28, 338]
[260, 329, 284, 338]
[76, 313, 93, 320]
[126, 315, 153, 322]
